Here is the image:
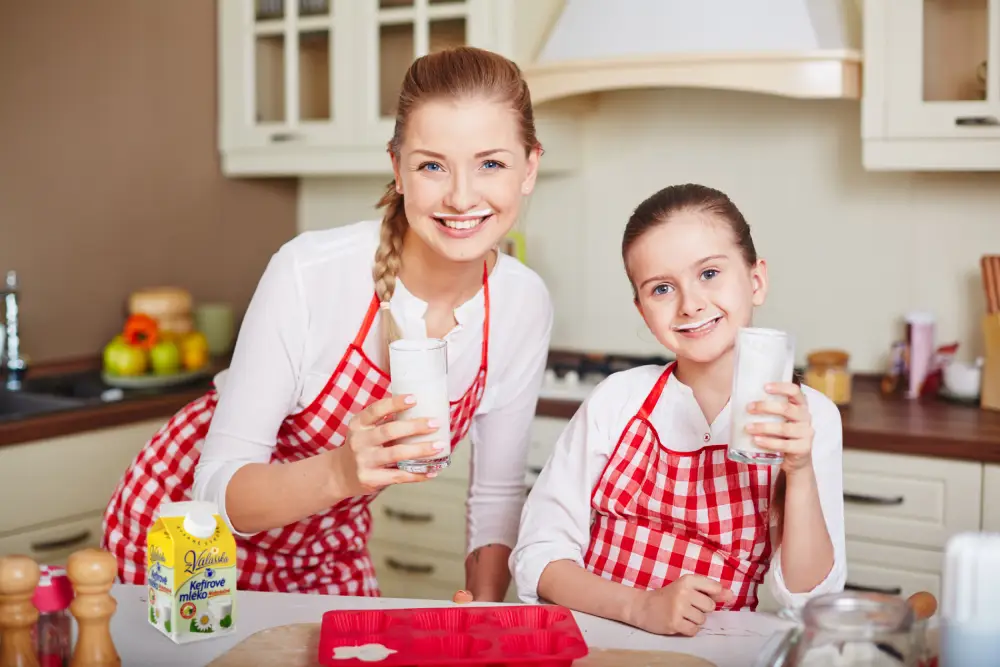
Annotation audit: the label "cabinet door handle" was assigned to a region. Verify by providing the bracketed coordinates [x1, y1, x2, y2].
[843, 492, 904, 506]
[31, 529, 92, 553]
[845, 582, 902, 596]
[955, 115, 999, 126]
[385, 557, 434, 575]
[270, 131, 303, 142]
[383, 507, 433, 523]
[528, 466, 544, 475]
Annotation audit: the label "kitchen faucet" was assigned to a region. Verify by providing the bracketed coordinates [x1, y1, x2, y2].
[2, 270, 26, 390]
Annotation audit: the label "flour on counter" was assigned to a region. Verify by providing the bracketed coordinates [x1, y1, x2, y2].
[332, 643, 398, 662]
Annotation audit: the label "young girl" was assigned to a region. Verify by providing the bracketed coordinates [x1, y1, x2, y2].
[510, 184, 845, 636]
[103, 46, 552, 602]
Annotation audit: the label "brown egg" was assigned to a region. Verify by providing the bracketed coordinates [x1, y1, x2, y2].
[907, 591, 938, 620]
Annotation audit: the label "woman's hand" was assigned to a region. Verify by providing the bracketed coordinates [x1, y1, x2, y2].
[330, 394, 447, 497]
[625, 575, 732, 636]
[745, 382, 815, 475]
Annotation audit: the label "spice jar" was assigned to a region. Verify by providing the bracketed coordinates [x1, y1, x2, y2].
[31, 565, 75, 667]
[805, 349, 852, 406]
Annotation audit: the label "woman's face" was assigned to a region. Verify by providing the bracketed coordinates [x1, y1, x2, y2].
[392, 96, 540, 264]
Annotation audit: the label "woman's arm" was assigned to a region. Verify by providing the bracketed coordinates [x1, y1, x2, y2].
[765, 390, 847, 607]
[463, 286, 553, 601]
[194, 246, 439, 535]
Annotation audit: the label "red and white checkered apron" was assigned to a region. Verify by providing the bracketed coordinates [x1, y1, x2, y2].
[102, 264, 491, 595]
[583, 362, 773, 610]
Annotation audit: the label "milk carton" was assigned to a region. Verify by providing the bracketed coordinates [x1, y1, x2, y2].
[146, 501, 237, 644]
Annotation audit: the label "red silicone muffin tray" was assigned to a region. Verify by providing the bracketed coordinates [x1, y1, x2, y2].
[317, 605, 589, 666]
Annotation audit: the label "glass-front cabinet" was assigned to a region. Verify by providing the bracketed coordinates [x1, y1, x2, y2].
[218, 0, 525, 175]
[863, 0, 1000, 169]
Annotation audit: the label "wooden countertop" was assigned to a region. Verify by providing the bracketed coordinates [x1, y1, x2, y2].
[538, 378, 1000, 465]
[0, 357, 216, 448]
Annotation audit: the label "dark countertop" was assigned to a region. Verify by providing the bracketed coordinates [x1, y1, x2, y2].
[0, 357, 217, 448]
[6, 353, 1000, 465]
[537, 377, 1000, 465]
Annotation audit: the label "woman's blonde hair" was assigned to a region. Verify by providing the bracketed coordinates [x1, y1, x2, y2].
[373, 46, 541, 353]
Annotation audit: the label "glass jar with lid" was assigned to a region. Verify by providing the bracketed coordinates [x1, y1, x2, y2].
[784, 591, 920, 666]
[804, 349, 852, 406]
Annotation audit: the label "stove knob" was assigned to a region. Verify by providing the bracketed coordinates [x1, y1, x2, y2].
[564, 370, 580, 386]
[543, 369, 557, 385]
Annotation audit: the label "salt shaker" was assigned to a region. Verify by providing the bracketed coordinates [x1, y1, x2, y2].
[940, 532, 1000, 667]
[31, 565, 74, 667]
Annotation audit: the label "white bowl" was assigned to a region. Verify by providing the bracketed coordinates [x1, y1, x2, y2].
[943, 361, 982, 399]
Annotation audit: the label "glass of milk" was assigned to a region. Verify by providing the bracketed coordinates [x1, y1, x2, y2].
[729, 327, 795, 466]
[389, 338, 452, 473]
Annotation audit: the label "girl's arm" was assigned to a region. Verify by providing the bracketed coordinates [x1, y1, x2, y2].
[462, 286, 553, 601]
[761, 388, 847, 606]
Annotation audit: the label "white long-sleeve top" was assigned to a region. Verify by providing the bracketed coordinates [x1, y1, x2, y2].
[511, 365, 846, 610]
[193, 219, 553, 554]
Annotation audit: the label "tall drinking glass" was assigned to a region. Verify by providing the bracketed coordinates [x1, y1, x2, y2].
[389, 338, 452, 474]
[729, 327, 795, 466]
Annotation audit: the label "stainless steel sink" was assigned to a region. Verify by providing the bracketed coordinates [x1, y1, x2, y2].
[0, 390, 89, 422]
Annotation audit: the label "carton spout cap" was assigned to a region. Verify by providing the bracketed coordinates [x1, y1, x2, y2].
[183, 507, 217, 539]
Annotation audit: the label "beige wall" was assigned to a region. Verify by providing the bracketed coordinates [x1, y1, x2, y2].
[0, 1, 298, 363]
[299, 88, 1000, 373]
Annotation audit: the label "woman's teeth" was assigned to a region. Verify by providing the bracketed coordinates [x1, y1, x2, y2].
[435, 213, 492, 230]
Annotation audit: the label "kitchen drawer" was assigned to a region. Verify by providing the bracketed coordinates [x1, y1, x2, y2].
[983, 464, 1000, 533]
[0, 512, 103, 564]
[369, 540, 519, 602]
[528, 416, 569, 473]
[844, 539, 943, 602]
[0, 419, 164, 533]
[842, 450, 982, 549]
[429, 436, 472, 487]
[369, 540, 465, 601]
[371, 482, 467, 555]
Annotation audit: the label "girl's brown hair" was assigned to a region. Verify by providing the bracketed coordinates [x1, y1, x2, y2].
[373, 46, 541, 349]
[620, 183, 791, 544]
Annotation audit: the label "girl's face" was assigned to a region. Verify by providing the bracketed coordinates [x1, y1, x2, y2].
[628, 211, 768, 365]
[392, 96, 540, 264]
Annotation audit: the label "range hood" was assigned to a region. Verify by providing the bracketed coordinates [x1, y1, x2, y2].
[524, 0, 863, 104]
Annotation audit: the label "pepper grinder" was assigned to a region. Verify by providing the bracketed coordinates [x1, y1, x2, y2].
[940, 532, 1000, 666]
[0, 555, 41, 667]
[67, 550, 120, 667]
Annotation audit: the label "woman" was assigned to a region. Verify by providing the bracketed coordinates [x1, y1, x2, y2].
[102, 46, 552, 603]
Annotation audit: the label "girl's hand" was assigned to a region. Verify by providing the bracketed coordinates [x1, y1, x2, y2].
[625, 575, 733, 636]
[746, 382, 815, 474]
[333, 394, 447, 496]
[452, 590, 474, 604]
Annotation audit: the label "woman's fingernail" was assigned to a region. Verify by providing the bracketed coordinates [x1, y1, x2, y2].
[433, 441, 449, 452]
[427, 472, 438, 478]
[427, 418, 440, 428]
[404, 395, 417, 405]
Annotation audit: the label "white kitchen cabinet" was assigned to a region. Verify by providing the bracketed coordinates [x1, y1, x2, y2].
[983, 463, 1000, 532]
[368, 438, 520, 602]
[0, 418, 164, 559]
[862, 0, 1000, 170]
[218, 0, 579, 176]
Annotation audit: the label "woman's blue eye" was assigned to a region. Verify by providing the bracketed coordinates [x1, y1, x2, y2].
[653, 284, 673, 296]
[482, 160, 505, 170]
[701, 269, 719, 280]
[419, 162, 443, 172]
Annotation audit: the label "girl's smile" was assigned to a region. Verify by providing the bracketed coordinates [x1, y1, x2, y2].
[672, 313, 724, 337]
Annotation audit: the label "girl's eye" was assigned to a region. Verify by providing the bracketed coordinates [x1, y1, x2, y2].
[652, 283, 673, 296]
[482, 159, 506, 170]
[701, 268, 719, 280]
[418, 162, 444, 172]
